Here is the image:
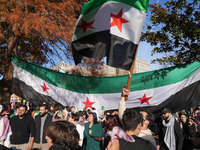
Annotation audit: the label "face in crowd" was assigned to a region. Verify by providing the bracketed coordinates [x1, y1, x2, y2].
[62, 111, 68, 118]
[88, 114, 94, 123]
[180, 114, 187, 123]
[163, 113, 171, 121]
[18, 106, 27, 117]
[71, 107, 75, 113]
[40, 106, 48, 117]
[194, 110, 199, 118]
[141, 111, 149, 127]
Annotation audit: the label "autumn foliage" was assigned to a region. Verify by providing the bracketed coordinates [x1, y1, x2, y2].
[0, 0, 89, 103]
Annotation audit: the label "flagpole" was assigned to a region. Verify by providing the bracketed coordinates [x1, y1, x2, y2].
[125, 40, 140, 101]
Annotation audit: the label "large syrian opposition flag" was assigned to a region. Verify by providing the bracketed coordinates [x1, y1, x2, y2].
[72, 0, 149, 70]
[11, 56, 200, 115]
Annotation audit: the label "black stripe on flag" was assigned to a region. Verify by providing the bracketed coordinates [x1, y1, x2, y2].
[72, 30, 138, 70]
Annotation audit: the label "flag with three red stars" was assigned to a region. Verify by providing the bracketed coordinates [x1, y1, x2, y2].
[11, 56, 200, 115]
[72, 0, 149, 70]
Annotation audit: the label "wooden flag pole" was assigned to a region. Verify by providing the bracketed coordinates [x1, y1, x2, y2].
[125, 41, 140, 101]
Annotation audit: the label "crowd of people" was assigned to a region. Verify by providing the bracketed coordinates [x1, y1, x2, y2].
[0, 87, 200, 150]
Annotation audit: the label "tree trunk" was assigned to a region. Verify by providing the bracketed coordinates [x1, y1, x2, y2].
[0, 35, 18, 104]
[0, 61, 13, 105]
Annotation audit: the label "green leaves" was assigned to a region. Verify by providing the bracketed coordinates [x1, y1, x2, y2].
[143, 0, 200, 65]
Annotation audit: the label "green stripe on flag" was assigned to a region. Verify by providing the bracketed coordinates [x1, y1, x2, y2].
[12, 56, 200, 94]
[81, 0, 149, 15]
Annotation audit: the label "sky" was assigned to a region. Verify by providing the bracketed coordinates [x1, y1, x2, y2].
[136, 0, 166, 71]
[45, 0, 169, 71]
[0, 0, 182, 81]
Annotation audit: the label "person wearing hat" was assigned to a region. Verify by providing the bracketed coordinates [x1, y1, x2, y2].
[0, 104, 12, 147]
[158, 108, 183, 150]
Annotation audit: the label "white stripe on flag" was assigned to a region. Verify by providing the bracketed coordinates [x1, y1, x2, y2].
[72, 1, 146, 44]
[13, 63, 200, 110]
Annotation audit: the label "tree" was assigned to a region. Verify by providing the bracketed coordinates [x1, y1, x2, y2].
[142, 0, 199, 66]
[0, 0, 89, 104]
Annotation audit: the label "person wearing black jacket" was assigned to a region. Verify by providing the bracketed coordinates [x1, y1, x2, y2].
[118, 109, 156, 150]
[158, 108, 183, 150]
[33, 104, 54, 150]
[179, 113, 196, 150]
[10, 104, 36, 150]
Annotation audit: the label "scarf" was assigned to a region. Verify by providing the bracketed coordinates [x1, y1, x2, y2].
[0, 116, 12, 141]
[73, 121, 79, 126]
[162, 115, 176, 150]
[105, 126, 135, 150]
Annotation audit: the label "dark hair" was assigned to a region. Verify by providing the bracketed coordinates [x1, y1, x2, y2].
[143, 110, 155, 127]
[72, 113, 79, 121]
[106, 115, 117, 131]
[15, 103, 21, 109]
[82, 111, 88, 119]
[78, 111, 83, 117]
[179, 112, 188, 118]
[46, 121, 79, 145]
[122, 109, 143, 131]
[18, 104, 27, 111]
[42, 101, 49, 105]
[193, 107, 199, 113]
[54, 104, 61, 112]
[65, 106, 71, 112]
[49, 141, 82, 150]
[89, 112, 98, 124]
[40, 104, 48, 110]
[0, 104, 8, 114]
[71, 106, 75, 109]
[0, 144, 10, 150]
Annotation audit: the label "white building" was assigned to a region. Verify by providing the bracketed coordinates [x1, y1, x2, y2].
[50, 58, 149, 76]
[101, 58, 149, 76]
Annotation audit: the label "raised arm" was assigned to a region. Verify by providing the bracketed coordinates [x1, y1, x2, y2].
[118, 86, 130, 120]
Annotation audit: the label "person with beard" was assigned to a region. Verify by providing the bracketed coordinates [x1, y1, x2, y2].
[158, 108, 183, 150]
[10, 104, 36, 150]
[33, 104, 54, 150]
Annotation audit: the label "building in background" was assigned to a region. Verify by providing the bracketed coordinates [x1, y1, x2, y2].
[133, 58, 149, 74]
[101, 58, 149, 76]
[50, 58, 149, 76]
[50, 60, 94, 76]
[10, 93, 22, 103]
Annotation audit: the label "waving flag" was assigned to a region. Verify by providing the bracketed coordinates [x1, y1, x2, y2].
[11, 57, 200, 114]
[72, 0, 149, 70]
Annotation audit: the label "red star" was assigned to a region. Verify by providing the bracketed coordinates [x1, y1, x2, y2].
[81, 97, 95, 108]
[41, 83, 49, 94]
[138, 93, 152, 105]
[77, 19, 95, 32]
[110, 8, 129, 32]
